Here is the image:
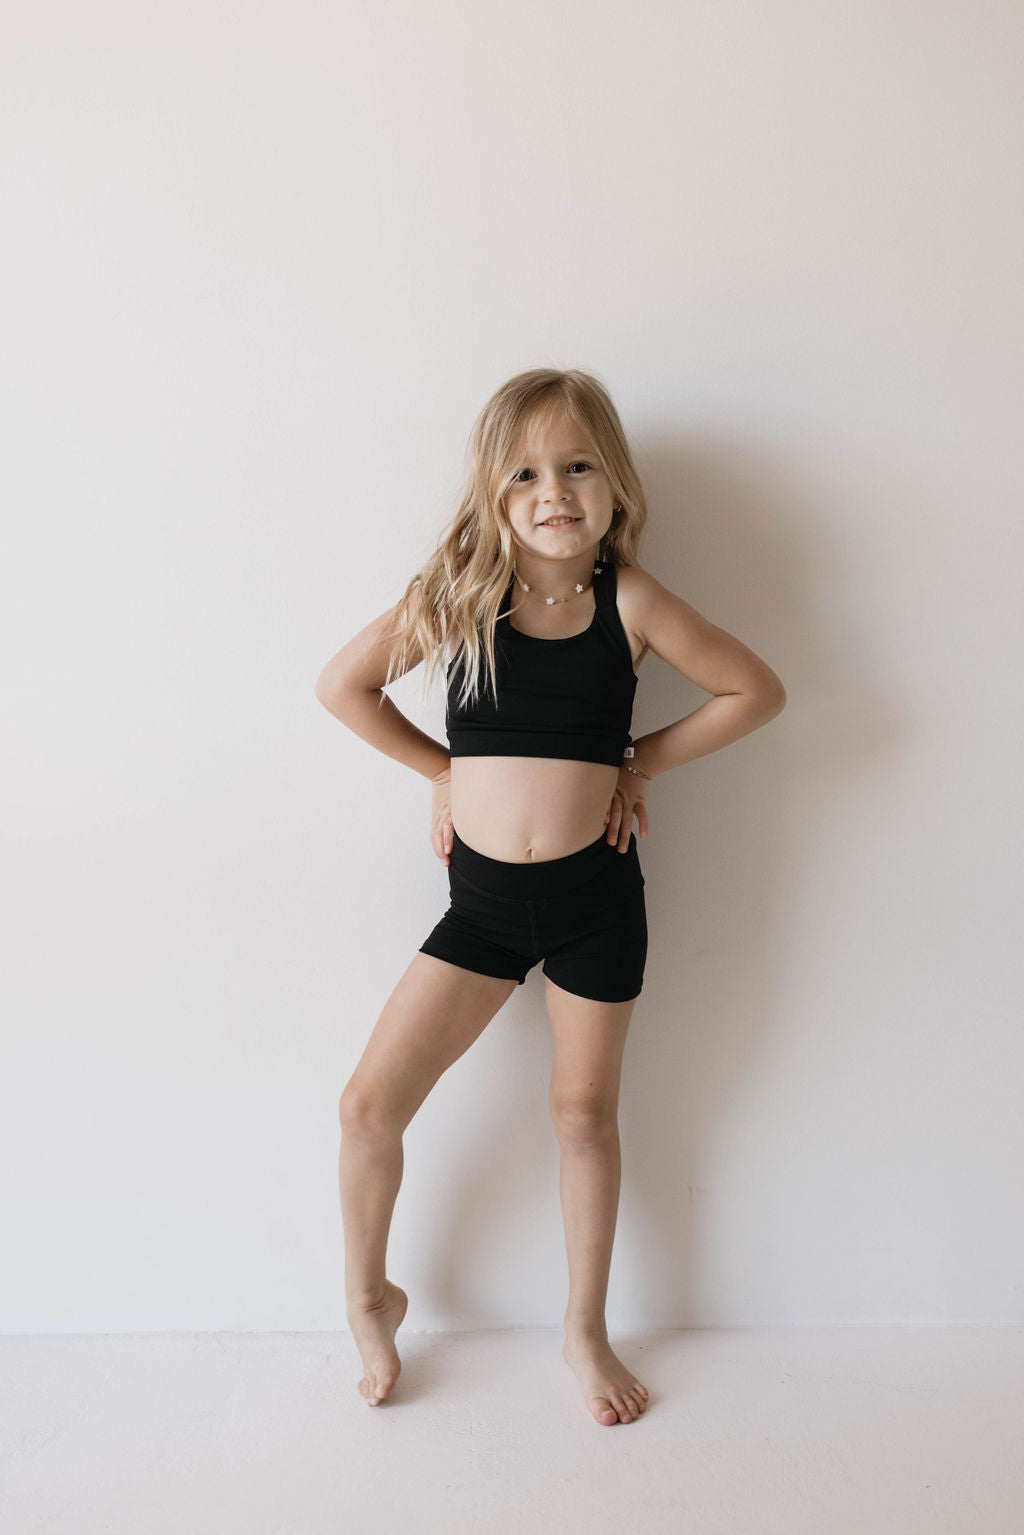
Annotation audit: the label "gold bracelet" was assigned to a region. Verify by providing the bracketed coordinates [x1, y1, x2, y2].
[622, 762, 651, 781]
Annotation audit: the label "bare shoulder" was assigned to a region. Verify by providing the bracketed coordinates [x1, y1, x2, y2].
[615, 562, 786, 701]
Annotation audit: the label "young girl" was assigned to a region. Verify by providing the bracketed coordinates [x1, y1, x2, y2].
[315, 368, 786, 1426]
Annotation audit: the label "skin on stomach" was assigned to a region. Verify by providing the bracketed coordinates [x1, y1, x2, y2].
[450, 756, 621, 863]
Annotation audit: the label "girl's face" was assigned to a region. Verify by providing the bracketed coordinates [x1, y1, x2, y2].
[502, 418, 616, 568]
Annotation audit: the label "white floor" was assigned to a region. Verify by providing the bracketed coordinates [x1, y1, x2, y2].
[2, 1327, 1021, 1534]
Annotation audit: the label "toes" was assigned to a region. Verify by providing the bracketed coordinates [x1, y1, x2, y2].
[359, 1367, 395, 1406]
[357, 1356, 399, 1407]
[592, 1396, 618, 1424]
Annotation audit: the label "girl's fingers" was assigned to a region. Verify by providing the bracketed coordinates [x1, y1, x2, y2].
[618, 800, 648, 849]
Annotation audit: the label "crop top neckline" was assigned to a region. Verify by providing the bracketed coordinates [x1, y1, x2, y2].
[503, 564, 604, 646]
[502, 564, 638, 677]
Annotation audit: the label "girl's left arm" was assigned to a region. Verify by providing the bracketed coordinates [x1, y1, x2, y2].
[623, 566, 786, 781]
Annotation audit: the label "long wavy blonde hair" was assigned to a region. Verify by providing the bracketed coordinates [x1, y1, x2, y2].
[378, 367, 648, 712]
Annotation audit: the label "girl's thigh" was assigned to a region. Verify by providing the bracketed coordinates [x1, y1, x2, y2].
[341, 951, 518, 1132]
[545, 979, 638, 1116]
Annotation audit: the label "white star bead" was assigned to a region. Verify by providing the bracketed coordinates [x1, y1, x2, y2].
[575, 583, 583, 592]
[545, 596, 555, 604]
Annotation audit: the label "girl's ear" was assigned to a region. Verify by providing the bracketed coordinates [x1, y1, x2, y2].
[603, 503, 624, 556]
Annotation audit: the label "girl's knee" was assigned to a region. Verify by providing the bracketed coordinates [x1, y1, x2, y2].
[338, 1083, 402, 1137]
[549, 1095, 619, 1144]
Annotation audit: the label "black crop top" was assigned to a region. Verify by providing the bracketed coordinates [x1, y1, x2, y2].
[445, 560, 638, 767]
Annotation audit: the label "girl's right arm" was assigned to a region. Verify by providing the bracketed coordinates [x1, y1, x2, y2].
[314, 593, 451, 785]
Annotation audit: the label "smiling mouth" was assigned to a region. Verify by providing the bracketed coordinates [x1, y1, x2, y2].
[540, 516, 582, 527]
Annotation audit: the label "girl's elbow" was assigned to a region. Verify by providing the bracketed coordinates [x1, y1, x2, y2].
[744, 672, 785, 718]
[764, 681, 787, 716]
[314, 669, 352, 711]
[314, 658, 353, 704]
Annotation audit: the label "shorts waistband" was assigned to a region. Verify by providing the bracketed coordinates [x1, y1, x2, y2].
[450, 825, 633, 898]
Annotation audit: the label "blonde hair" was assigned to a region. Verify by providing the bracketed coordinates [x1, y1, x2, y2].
[379, 366, 647, 712]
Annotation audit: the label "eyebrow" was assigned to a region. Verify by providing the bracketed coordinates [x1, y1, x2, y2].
[518, 448, 597, 459]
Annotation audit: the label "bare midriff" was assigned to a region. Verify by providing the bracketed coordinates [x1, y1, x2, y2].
[450, 756, 621, 863]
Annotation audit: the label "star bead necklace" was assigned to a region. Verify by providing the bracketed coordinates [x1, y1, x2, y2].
[513, 562, 604, 605]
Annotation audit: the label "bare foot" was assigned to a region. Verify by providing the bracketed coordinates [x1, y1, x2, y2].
[562, 1331, 650, 1425]
[347, 1280, 409, 1406]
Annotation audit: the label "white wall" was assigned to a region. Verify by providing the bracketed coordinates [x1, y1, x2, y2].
[3, 0, 1021, 1333]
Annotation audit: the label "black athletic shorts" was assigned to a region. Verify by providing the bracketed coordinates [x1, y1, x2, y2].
[419, 825, 647, 1003]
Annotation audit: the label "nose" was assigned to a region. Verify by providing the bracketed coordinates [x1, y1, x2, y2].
[539, 477, 571, 501]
